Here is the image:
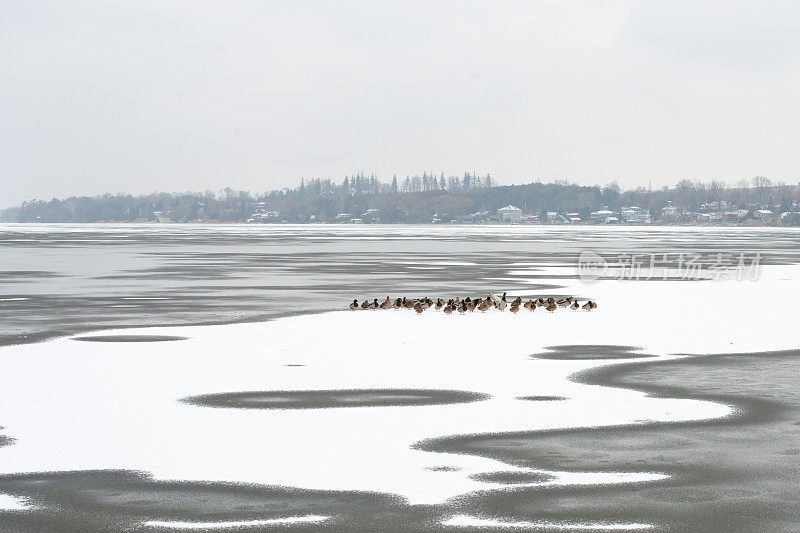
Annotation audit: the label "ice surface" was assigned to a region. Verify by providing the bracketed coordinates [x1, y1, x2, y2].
[0, 264, 797, 506]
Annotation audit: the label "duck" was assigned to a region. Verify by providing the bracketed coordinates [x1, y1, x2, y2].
[570, 300, 580, 310]
[478, 299, 492, 312]
[546, 301, 558, 312]
[393, 298, 402, 309]
[443, 304, 455, 315]
[467, 300, 476, 312]
[497, 293, 507, 311]
[536, 298, 545, 307]
[512, 296, 522, 306]
[349, 299, 360, 310]
[403, 298, 414, 309]
[457, 302, 467, 314]
[360, 299, 370, 309]
[368, 298, 379, 310]
[413, 302, 425, 314]
[582, 300, 596, 311]
[380, 297, 392, 309]
[523, 299, 534, 310]
[510, 301, 520, 314]
[435, 298, 445, 310]
[557, 297, 571, 308]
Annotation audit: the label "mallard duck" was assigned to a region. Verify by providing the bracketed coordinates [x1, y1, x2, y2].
[582, 300, 596, 311]
[457, 302, 467, 313]
[512, 296, 522, 306]
[523, 299, 534, 310]
[546, 301, 558, 312]
[413, 302, 424, 314]
[497, 293, 507, 311]
[478, 299, 492, 312]
[349, 299, 360, 310]
[557, 298, 571, 308]
[368, 298, 379, 310]
[435, 298, 445, 310]
[380, 297, 391, 309]
[467, 300, 476, 312]
[570, 300, 579, 310]
[393, 298, 402, 309]
[536, 298, 545, 307]
[510, 301, 520, 314]
[360, 299, 370, 309]
[403, 298, 414, 309]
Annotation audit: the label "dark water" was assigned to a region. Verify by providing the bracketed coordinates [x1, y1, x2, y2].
[3, 223, 800, 346]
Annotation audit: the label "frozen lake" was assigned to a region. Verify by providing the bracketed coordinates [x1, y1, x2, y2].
[1, 224, 799, 531]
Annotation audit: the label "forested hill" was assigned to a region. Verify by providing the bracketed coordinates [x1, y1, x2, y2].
[2, 174, 798, 224]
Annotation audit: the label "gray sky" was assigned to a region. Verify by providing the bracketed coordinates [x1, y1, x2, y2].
[2, 1, 799, 207]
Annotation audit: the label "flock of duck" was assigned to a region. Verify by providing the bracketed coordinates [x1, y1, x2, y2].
[349, 293, 597, 314]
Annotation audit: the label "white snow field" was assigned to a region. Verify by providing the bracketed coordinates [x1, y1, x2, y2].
[0, 262, 798, 519]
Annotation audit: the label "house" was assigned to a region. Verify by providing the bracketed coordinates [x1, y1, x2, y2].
[589, 209, 615, 224]
[753, 209, 774, 221]
[620, 206, 652, 224]
[546, 212, 569, 224]
[661, 202, 679, 223]
[497, 205, 523, 223]
[361, 208, 380, 223]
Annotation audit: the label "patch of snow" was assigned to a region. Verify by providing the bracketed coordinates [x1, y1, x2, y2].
[0, 494, 29, 511]
[442, 514, 653, 530]
[143, 515, 328, 529]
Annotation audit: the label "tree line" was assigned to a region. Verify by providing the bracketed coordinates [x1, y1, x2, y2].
[2, 174, 799, 224]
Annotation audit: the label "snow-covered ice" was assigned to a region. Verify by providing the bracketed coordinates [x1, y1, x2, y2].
[0, 493, 29, 511]
[143, 515, 329, 529]
[442, 515, 654, 530]
[0, 264, 798, 508]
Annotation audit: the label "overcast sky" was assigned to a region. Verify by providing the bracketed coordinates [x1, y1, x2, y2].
[2, 1, 799, 207]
